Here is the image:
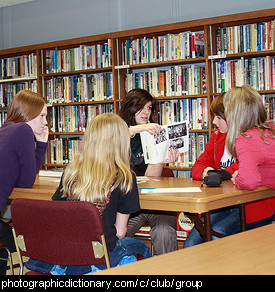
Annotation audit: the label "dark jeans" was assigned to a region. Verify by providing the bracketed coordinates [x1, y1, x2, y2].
[0, 220, 16, 275]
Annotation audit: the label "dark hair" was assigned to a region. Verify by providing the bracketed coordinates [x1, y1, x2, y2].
[119, 89, 157, 126]
[211, 93, 225, 120]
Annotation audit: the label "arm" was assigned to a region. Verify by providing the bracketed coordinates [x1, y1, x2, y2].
[16, 124, 47, 188]
[234, 135, 262, 190]
[191, 133, 217, 180]
[129, 123, 161, 137]
[115, 212, 130, 239]
[145, 146, 179, 177]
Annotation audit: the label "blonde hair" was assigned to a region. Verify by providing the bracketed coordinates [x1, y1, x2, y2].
[63, 113, 133, 203]
[224, 85, 275, 158]
[6, 90, 46, 123]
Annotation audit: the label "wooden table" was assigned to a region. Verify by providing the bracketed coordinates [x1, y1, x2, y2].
[9, 176, 275, 241]
[96, 223, 275, 275]
[9, 176, 60, 201]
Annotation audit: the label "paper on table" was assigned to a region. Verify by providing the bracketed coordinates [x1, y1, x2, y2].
[140, 187, 202, 194]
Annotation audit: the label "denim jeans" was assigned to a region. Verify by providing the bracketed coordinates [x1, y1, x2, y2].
[184, 207, 275, 248]
[26, 237, 152, 275]
[112, 237, 152, 259]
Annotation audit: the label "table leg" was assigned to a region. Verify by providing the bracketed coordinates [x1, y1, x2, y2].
[239, 204, 247, 232]
[204, 212, 212, 241]
[186, 213, 225, 242]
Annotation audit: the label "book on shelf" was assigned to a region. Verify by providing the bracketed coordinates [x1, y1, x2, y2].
[0, 53, 37, 80]
[263, 95, 275, 121]
[140, 121, 189, 164]
[192, 32, 205, 58]
[125, 64, 207, 97]
[48, 137, 82, 165]
[157, 98, 208, 130]
[0, 80, 38, 107]
[45, 40, 112, 74]
[216, 20, 274, 55]
[215, 56, 275, 92]
[50, 103, 114, 133]
[122, 30, 205, 65]
[46, 73, 113, 104]
[0, 111, 7, 127]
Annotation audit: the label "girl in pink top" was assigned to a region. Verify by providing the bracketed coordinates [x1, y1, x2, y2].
[224, 85, 275, 222]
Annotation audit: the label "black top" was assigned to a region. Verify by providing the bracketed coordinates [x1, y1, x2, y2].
[130, 134, 147, 176]
[52, 173, 140, 251]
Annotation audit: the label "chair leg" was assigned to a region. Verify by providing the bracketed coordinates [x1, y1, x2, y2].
[12, 228, 24, 275]
[0, 246, 14, 275]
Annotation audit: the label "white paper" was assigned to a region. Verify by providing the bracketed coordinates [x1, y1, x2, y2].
[140, 187, 202, 194]
[140, 121, 189, 164]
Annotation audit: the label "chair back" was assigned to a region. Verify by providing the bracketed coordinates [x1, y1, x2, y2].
[11, 198, 110, 269]
[162, 167, 174, 177]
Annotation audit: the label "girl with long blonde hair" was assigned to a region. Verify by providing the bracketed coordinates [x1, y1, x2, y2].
[223, 84, 275, 220]
[63, 112, 133, 203]
[224, 84, 275, 159]
[52, 113, 151, 274]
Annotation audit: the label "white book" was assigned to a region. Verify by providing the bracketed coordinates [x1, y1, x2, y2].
[140, 121, 189, 164]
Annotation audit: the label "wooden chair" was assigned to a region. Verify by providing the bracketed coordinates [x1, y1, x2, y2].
[10, 198, 110, 275]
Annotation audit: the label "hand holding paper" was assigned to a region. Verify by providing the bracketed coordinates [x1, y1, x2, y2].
[140, 121, 189, 164]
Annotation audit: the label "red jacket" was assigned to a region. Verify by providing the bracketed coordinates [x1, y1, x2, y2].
[191, 129, 238, 180]
[191, 129, 275, 224]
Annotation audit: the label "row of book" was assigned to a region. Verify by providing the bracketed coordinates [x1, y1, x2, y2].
[121, 31, 205, 65]
[47, 132, 208, 167]
[0, 81, 38, 107]
[0, 53, 37, 80]
[169, 132, 209, 168]
[125, 65, 207, 97]
[46, 73, 113, 104]
[215, 56, 275, 93]
[157, 98, 209, 130]
[263, 95, 275, 121]
[216, 20, 275, 55]
[50, 103, 114, 133]
[47, 137, 82, 165]
[45, 41, 112, 74]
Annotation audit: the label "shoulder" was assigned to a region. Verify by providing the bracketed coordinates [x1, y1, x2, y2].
[235, 128, 262, 145]
[5, 122, 32, 134]
[1, 122, 33, 138]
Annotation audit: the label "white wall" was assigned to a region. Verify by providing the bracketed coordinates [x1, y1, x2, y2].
[0, 0, 274, 49]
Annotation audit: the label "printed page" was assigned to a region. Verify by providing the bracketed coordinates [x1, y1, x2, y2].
[140, 121, 189, 164]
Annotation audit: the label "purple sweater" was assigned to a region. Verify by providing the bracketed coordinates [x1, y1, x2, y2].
[0, 122, 48, 211]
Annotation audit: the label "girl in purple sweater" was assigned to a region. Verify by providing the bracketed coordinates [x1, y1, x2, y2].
[0, 90, 48, 275]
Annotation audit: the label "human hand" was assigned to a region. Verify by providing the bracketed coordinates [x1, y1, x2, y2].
[129, 123, 161, 136]
[202, 167, 215, 179]
[163, 146, 180, 163]
[231, 170, 238, 184]
[34, 125, 49, 143]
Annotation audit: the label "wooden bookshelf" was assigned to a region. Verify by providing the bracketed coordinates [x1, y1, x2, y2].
[0, 8, 274, 172]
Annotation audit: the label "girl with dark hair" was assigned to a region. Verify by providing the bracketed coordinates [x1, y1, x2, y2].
[120, 89, 179, 255]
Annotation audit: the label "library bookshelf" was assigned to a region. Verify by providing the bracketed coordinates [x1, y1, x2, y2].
[0, 8, 274, 175]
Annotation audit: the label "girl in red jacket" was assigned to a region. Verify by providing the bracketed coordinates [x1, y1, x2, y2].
[185, 92, 275, 247]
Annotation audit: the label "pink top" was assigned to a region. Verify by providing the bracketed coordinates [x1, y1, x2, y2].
[235, 124, 275, 190]
[235, 124, 275, 223]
